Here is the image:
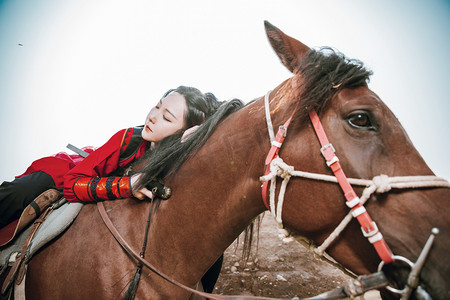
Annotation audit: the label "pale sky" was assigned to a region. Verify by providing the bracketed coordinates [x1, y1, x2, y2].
[0, 0, 449, 181]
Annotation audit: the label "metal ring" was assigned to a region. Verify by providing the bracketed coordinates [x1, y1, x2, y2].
[377, 255, 414, 295]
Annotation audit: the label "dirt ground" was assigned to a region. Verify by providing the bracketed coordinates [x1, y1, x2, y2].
[213, 214, 381, 299]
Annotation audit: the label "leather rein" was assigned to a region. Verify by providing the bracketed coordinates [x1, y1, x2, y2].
[97, 201, 240, 300]
[97, 201, 388, 300]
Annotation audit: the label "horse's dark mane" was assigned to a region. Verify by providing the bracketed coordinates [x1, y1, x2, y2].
[295, 47, 373, 123]
[134, 98, 244, 189]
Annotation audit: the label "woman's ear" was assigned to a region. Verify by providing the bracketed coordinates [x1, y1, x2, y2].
[181, 125, 200, 143]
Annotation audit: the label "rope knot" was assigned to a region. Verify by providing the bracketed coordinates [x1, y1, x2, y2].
[278, 166, 294, 179]
[272, 158, 294, 178]
[372, 174, 391, 193]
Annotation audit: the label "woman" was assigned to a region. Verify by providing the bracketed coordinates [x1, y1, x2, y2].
[0, 85, 244, 294]
[0, 86, 223, 228]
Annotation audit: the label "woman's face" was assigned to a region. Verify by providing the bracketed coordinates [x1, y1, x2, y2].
[142, 92, 187, 144]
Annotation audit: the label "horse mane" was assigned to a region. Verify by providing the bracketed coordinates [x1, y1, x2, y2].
[295, 47, 373, 124]
[134, 98, 245, 189]
[234, 48, 374, 261]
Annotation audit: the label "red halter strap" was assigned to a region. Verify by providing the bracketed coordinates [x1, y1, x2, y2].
[261, 105, 394, 263]
[261, 115, 294, 210]
[308, 110, 394, 263]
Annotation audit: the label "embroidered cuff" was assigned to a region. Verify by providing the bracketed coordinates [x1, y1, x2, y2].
[73, 176, 131, 202]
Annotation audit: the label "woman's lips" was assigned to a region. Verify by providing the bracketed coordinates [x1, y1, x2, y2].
[145, 124, 152, 132]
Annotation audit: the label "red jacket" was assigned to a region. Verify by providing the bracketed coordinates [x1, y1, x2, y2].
[18, 127, 149, 203]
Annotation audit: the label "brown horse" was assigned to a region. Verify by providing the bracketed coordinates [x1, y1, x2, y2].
[18, 22, 450, 299]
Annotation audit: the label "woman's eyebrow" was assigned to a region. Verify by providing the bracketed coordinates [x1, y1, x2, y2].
[165, 109, 177, 120]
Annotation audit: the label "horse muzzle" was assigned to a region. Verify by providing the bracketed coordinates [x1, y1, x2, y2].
[379, 228, 441, 300]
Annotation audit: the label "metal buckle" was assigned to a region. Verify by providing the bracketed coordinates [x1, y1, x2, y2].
[279, 125, 287, 137]
[320, 143, 339, 166]
[361, 221, 379, 238]
[320, 143, 335, 156]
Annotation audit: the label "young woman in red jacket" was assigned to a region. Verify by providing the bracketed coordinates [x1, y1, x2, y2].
[0, 86, 225, 228]
[0, 85, 244, 293]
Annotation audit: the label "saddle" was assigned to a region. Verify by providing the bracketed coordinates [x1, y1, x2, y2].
[0, 189, 61, 247]
[0, 190, 83, 299]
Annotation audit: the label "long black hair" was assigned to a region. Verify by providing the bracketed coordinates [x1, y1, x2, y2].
[162, 86, 221, 128]
[134, 88, 244, 189]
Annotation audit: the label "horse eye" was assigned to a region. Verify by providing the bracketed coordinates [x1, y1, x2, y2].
[347, 113, 373, 129]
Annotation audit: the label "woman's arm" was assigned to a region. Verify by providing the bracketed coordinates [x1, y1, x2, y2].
[63, 129, 147, 202]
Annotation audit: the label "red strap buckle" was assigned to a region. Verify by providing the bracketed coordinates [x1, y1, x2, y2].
[320, 143, 339, 167]
[309, 109, 394, 263]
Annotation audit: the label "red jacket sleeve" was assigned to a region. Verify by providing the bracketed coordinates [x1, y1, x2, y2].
[63, 129, 132, 203]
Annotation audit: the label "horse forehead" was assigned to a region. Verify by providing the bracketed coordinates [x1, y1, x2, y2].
[335, 87, 383, 107]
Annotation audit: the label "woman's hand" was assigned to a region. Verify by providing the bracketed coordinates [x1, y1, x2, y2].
[130, 173, 153, 200]
[181, 125, 200, 142]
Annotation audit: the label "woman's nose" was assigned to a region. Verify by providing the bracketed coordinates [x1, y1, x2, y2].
[148, 111, 157, 123]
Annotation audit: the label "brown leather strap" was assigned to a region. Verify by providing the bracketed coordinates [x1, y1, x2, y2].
[97, 201, 290, 300]
[1, 207, 53, 294]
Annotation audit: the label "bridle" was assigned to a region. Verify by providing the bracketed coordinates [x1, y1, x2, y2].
[260, 90, 450, 298]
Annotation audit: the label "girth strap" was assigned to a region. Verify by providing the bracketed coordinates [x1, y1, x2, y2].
[1, 206, 53, 295]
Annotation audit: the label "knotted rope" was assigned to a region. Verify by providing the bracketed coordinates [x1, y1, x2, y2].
[260, 156, 450, 257]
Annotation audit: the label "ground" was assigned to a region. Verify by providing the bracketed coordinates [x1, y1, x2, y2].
[213, 214, 381, 299]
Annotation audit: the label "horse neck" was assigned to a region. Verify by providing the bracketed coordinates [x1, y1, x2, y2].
[142, 79, 299, 285]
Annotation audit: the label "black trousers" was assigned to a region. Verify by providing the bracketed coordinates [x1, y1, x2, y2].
[201, 254, 224, 294]
[0, 171, 56, 228]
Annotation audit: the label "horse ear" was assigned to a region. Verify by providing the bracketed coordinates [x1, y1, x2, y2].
[264, 21, 310, 73]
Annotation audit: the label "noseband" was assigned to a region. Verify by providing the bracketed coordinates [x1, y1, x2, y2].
[260, 90, 450, 297]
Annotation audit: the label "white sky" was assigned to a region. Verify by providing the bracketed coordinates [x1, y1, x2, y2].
[0, 0, 449, 181]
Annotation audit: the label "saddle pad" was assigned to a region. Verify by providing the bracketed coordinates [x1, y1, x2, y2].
[1, 201, 84, 269]
[0, 227, 32, 269]
[28, 201, 83, 256]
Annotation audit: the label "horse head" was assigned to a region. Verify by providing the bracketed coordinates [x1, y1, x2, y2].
[261, 21, 450, 300]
